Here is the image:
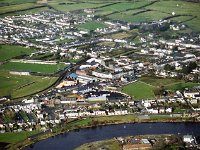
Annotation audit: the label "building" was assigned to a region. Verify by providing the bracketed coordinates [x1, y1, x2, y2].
[184, 90, 200, 99]
[183, 135, 195, 143]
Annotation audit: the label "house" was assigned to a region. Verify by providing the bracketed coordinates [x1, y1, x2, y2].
[77, 75, 97, 84]
[143, 102, 152, 109]
[183, 135, 194, 143]
[165, 107, 172, 113]
[184, 90, 199, 99]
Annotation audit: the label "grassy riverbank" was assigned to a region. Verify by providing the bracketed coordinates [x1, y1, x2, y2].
[75, 134, 185, 150]
[3, 114, 198, 150]
[75, 139, 121, 150]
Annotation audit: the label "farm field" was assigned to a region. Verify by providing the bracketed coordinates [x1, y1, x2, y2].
[77, 21, 106, 31]
[0, 70, 57, 99]
[139, 76, 199, 90]
[0, 3, 40, 14]
[0, 6, 54, 17]
[49, 2, 109, 12]
[145, 0, 200, 31]
[107, 10, 170, 23]
[139, 76, 182, 87]
[0, 0, 36, 5]
[0, 62, 67, 74]
[97, 1, 151, 13]
[122, 81, 155, 100]
[0, 45, 36, 61]
[165, 82, 200, 91]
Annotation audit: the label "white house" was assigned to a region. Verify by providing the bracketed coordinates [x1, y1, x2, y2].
[183, 135, 194, 143]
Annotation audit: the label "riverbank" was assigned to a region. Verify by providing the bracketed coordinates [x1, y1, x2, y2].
[75, 134, 186, 150]
[4, 114, 200, 150]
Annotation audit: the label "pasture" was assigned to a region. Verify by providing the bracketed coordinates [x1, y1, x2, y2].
[0, 3, 40, 14]
[0, 45, 36, 61]
[0, 130, 40, 143]
[49, 2, 109, 12]
[0, 70, 57, 99]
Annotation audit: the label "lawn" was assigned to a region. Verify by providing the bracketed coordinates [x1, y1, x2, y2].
[122, 81, 155, 99]
[65, 118, 92, 128]
[0, 70, 57, 98]
[78, 21, 106, 31]
[0, 45, 36, 61]
[0, 62, 67, 73]
[93, 115, 137, 123]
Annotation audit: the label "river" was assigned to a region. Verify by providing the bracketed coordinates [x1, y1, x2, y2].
[24, 122, 200, 150]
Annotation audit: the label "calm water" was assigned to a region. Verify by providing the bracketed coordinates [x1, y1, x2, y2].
[24, 123, 200, 150]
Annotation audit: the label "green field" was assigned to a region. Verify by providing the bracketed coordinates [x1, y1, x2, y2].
[93, 115, 137, 123]
[78, 21, 106, 31]
[108, 10, 170, 23]
[0, 45, 36, 61]
[0, 3, 40, 14]
[122, 81, 155, 99]
[97, 1, 150, 13]
[166, 82, 200, 91]
[139, 76, 199, 91]
[0, 0, 36, 5]
[0, 62, 67, 73]
[121, 76, 199, 99]
[146, 0, 200, 31]
[49, 2, 109, 12]
[0, 70, 57, 98]
[140, 76, 182, 87]
[75, 139, 120, 150]
[0, 6, 54, 17]
[0, 130, 40, 143]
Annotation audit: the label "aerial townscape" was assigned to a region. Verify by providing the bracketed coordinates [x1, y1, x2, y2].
[0, 0, 200, 150]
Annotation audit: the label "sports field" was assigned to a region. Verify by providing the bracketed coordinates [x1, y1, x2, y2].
[122, 81, 155, 100]
[121, 76, 199, 99]
[0, 62, 67, 73]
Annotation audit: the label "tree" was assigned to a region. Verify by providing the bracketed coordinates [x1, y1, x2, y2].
[182, 62, 197, 74]
[164, 64, 175, 71]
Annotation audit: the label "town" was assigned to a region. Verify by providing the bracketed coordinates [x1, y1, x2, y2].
[0, 0, 200, 149]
